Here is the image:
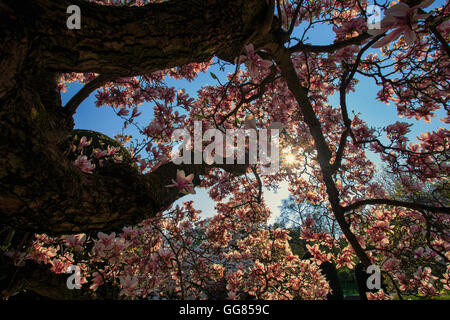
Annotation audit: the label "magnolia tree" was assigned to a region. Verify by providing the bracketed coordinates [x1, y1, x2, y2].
[0, 0, 448, 300]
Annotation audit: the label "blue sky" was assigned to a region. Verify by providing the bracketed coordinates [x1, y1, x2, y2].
[62, 1, 447, 224]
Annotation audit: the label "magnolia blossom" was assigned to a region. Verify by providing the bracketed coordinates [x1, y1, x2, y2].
[119, 274, 141, 297]
[65, 233, 86, 251]
[90, 272, 104, 291]
[107, 145, 120, 155]
[74, 155, 95, 173]
[92, 148, 108, 158]
[145, 121, 163, 136]
[369, 0, 435, 48]
[238, 44, 272, 78]
[94, 232, 116, 257]
[78, 136, 92, 150]
[165, 169, 196, 194]
[113, 154, 123, 163]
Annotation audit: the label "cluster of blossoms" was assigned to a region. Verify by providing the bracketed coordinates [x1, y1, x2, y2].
[237, 44, 273, 79]
[369, 0, 436, 48]
[70, 135, 123, 174]
[9, 0, 445, 300]
[165, 170, 196, 195]
[13, 201, 329, 299]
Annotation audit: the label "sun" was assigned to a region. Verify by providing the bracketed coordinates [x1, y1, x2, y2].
[284, 153, 297, 165]
[282, 147, 299, 167]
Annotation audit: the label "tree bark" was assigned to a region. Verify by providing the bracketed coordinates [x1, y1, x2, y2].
[0, 0, 269, 236]
[2, 0, 270, 76]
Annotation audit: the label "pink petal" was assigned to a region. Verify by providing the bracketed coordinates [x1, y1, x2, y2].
[245, 44, 255, 56]
[385, 3, 410, 17]
[260, 59, 273, 69]
[238, 55, 247, 64]
[404, 29, 417, 46]
[381, 15, 402, 29]
[176, 170, 186, 180]
[372, 28, 403, 48]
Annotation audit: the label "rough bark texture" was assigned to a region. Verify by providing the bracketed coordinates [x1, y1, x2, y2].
[0, 0, 271, 299]
[0, 0, 267, 235]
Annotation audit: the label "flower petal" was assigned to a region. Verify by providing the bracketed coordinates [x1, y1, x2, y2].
[404, 29, 417, 46]
[385, 3, 410, 17]
[372, 28, 403, 48]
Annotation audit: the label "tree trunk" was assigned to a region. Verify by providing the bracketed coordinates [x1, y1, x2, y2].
[0, 0, 268, 235]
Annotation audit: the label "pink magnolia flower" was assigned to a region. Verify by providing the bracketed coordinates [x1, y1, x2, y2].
[65, 233, 86, 251]
[165, 170, 196, 194]
[238, 44, 273, 78]
[304, 215, 315, 228]
[144, 121, 163, 136]
[113, 154, 123, 163]
[94, 232, 116, 257]
[89, 272, 104, 291]
[367, 289, 390, 300]
[369, 0, 435, 48]
[74, 155, 95, 173]
[92, 148, 108, 158]
[107, 145, 120, 155]
[78, 136, 92, 150]
[119, 274, 140, 297]
[384, 257, 400, 271]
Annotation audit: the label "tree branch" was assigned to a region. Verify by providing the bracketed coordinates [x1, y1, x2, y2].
[64, 74, 115, 117]
[5, 0, 271, 76]
[343, 199, 450, 214]
[288, 33, 371, 54]
[1, 256, 95, 300]
[1, 149, 249, 235]
[274, 46, 372, 267]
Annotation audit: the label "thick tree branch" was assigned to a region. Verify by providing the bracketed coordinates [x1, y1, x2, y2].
[288, 33, 371, 54]
[64, 74, 115, 117]
[331, 128, 349, 175]
[0, 0, 269, 236]
[3, 0, 272, 76]
[1, 256, 94, 300]
[1, 149, 249, 235]
[430, 24, 450, 58]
